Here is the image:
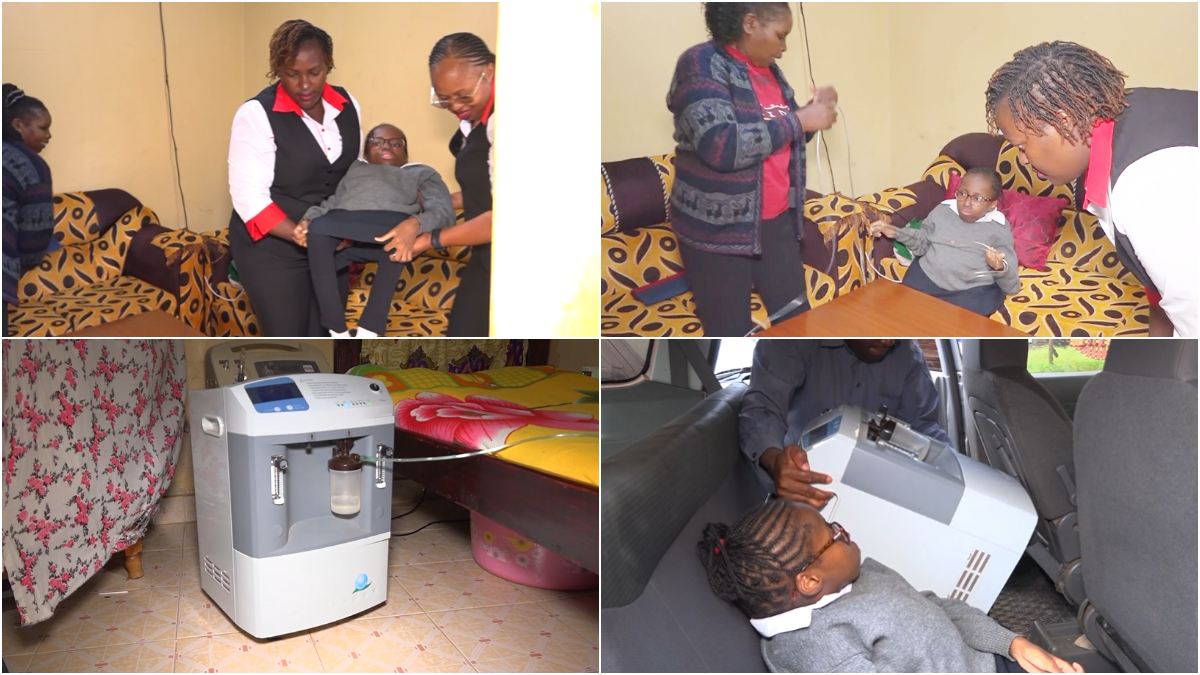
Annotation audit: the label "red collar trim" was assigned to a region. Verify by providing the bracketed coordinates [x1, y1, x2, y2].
[272, 82, 347, 116]
[480, 80, 495, 126]
[1082, 119, 1115, 210]
[724, 44, 771, 73]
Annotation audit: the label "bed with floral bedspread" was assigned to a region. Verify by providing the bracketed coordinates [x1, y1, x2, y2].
[347, 364, 598, 571]
[1, 340, 186, 625]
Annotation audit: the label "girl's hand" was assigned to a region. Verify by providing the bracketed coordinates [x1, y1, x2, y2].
[985, 247, 1006, 271]
[413, 232, 433, 256]
[1009, 636, 1084, 673]
[868, 220, 898, 239]
[813, 85, 838, 107]
[293, 219, 309, 247]
[796, 103, 837, 133]
[450, 191, 463, 211]
[375, 218, 421, 263]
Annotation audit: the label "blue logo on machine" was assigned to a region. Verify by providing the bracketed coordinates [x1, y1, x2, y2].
[353, 573, 371, 594]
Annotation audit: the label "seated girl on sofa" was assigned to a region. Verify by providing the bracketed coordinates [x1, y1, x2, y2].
[698, 499, 1085, 673]
[868, 167, 1019, 317]
[296, 123, 455, 337]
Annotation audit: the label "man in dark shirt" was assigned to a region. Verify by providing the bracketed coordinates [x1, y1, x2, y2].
[740, 340, 950, 505]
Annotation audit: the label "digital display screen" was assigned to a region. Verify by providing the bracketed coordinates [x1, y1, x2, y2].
[246, 382, 303, 405]
[803, 416, 841, 448]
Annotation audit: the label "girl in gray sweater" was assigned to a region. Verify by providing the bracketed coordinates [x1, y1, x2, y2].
[698, 499, 1084, 673]
[298, 124, 455, 337]
[868, 167, 1019, 317]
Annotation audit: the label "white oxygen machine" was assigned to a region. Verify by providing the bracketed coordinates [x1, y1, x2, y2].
[189, 373, 396, 638]
[802, 405, 1037, 612]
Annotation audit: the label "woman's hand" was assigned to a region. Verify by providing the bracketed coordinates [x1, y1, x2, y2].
[813, 85, 838, 107]
[375, 218, 421, 263]
[292, 219, 309, 247]
[796, 102, 837, 133]
[985, 246, 1007, 271]
[1009, 637, 1084, 673]
[868, 220, 898, 239]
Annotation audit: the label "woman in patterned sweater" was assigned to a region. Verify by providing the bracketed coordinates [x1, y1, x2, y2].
[668, 3, 837, 336]
[2, 84, 55, 337]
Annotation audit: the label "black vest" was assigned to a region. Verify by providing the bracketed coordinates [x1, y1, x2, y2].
[449, 114, 493, 221]
[229, 84, 361, 240]
[1100, 88, 1197, 292]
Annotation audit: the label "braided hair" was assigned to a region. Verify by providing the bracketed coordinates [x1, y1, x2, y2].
[703, 3, 791, 45]
[266, 19, 335, 81]
[3, 84, 47, 143]
[985, 41, 1129, 144]
[696, 499, 817, 619]
[964, 166, 1002, 200]
[428, 32, 495, 69]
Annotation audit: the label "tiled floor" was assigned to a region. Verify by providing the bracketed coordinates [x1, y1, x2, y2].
[2, 486, 598, 673]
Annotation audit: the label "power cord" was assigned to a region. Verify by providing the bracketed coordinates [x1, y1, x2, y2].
[391, 487, 427, 520]
[392, 519, 468, 538]
[797, 2, 854, 198]
[158, 3, 189, 230]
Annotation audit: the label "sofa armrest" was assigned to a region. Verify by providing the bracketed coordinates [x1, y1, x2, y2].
[148, 229, 214, 333]
[1049, 210, 1135, 282]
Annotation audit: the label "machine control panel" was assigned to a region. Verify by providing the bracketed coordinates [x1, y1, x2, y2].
[245, 378, 309, 413]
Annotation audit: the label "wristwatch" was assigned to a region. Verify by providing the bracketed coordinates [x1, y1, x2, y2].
[431, 229, 446, 251]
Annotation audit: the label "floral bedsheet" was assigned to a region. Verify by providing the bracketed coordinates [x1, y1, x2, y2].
[2, 340, 186, 625]
[346, 365, 599, 487]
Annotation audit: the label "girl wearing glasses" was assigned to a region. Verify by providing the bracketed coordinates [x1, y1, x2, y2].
[868, 167, 1020, 317]
[699, 499, 1084, 673]
[381, 32, 496, 337]
[227, 19, 363, 336]
[297, 124, 455, 337]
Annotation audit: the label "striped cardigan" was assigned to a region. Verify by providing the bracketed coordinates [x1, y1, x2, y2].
[2, 140, 54, 306]
[667, 41, 814, 256]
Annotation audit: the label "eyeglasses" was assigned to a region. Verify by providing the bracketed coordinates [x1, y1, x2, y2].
[798, 521, 851, 573]
[431, 71, 488, 109]
[366, 137, 406, 150]
[955, 189, 998, 205]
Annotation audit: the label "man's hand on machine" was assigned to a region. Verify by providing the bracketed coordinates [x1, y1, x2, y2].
[760, 444, 834, 509]
[1009, 637, 1085, 673]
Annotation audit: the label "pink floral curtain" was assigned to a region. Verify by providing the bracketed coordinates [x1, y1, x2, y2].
[2, 340, 186, 625]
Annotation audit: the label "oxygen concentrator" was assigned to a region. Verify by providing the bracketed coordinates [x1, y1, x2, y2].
[801, 405, 1037, 612]
[189, 373, 395, 638]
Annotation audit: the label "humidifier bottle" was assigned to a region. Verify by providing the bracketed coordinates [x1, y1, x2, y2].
[329, 443, 362, 516]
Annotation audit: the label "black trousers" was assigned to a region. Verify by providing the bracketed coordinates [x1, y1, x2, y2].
[307, 210, 414, 334]
[229, 215, 325, 337]
[902, 257, 1006, 317]
[446, 243, 491, 337]
[994, 653, 1031, 673]
[677, 210, 808, 337]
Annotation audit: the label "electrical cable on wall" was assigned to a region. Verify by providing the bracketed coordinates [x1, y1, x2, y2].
[797, 2, 854, 198]
[158, 3, 189, 230]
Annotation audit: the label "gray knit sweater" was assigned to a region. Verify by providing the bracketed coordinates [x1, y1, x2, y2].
[761, 558, 1018, 673]
[894, 203, 1021, 295]
[302, 160, 454, 234]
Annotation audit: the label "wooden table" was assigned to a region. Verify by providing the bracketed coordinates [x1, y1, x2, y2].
[61, 309, 207, 337]
[760, 280, 1029, 337]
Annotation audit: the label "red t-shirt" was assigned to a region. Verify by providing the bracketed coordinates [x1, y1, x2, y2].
[726, 46, 791, 220]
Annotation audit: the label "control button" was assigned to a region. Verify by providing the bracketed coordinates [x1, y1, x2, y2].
[273, 406, 281, 412]
[286, 405, 293, 410]
[369, 383, 381, 392]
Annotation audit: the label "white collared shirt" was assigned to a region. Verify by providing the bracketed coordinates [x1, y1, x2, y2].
[942, 198, 1008, 226]
[750, 583, 854, 638]
[228, 91, 364, 225]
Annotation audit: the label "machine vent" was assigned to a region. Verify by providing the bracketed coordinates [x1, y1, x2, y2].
[203, 555, 232, 593]
[950, 549, 991, 602]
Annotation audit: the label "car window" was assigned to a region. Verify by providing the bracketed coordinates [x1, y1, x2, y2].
[601, 339, 653, 383]
[1028, 339, 1107, 374]
[714, 338, 758, 378]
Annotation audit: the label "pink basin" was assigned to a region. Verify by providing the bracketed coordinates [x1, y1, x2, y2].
[470, 511, 598, 590]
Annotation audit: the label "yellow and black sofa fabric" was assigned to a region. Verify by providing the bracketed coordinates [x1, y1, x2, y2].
[194, 226, 474, 337]
[9, 190, 210, 336]
[601, 135, 1147, 337]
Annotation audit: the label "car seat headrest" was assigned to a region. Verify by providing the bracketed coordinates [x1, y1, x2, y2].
[1102, 340, 1197, 384]
[962, 340, 1029, 372]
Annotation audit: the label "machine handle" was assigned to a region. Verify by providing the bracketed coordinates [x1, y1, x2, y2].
[201, 415, 225, 437]
[227, 340, 301, 353]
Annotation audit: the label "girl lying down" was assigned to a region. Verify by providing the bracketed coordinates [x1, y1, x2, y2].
[698, 499, 1085, 673]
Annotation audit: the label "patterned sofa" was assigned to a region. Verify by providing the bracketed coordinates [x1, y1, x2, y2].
[192, 228, 474, 337]
[601, 134, 1149, 337]
[8, 190, 210, 336]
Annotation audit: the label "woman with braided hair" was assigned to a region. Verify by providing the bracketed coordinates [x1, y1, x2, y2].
[3, 83, 55, 336]
[386, 31, 496, 337]
[227, 19, 363, 336]
[667, 3, 838, 337]
[699, 499, 1084, 672]
[986, 41, 1197, 337]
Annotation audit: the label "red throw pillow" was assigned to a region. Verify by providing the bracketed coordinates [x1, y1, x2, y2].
[945, 174, 1068, 270]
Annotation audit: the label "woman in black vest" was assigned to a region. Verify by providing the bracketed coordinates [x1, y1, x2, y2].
[379, 33, 494, 337]
[227, 20, 362, 336]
